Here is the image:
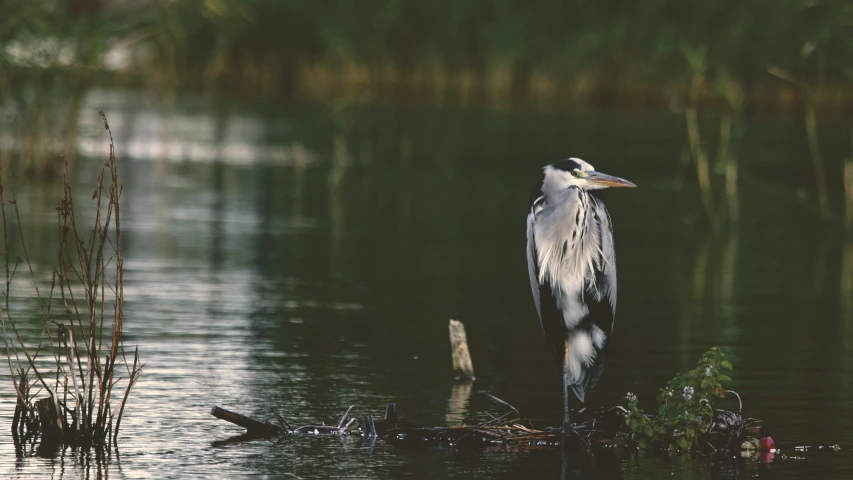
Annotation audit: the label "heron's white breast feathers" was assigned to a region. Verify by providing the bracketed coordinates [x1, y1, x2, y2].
[564, 327, 607, 385]
[532, 190, 603, 302]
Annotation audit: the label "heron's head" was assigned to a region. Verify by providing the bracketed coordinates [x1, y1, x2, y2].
[544, 158, 636, 192]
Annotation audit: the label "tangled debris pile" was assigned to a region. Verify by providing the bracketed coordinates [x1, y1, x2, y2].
[211, 326, 771, 457]
[211, 393, 765, 455]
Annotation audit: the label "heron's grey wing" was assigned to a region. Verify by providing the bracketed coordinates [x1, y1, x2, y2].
[526, 202, 542, 316]
[571, 196, 617, 401]
[527, 194, 573, 362]
[592, 198, 618, 317]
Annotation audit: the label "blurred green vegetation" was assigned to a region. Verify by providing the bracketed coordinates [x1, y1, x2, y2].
[1, 0, 852, 110]
[1, 0, 852, 225]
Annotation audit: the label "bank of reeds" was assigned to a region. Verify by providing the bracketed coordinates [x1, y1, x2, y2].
[1, 112, 141, 451]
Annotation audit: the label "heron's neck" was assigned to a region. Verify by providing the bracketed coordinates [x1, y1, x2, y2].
[544, 185, 591, 212]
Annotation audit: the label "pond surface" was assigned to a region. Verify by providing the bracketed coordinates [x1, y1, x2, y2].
[1, 90, 852, 478]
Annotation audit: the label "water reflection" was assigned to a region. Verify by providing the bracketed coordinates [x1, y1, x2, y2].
[445, 381, 472, 426]
[329, 132, 349, 275]
[668, 228, 741, 371]
[840, 236, 853, 439]
[290, 141, 308, 221]
[718, 229, 740, 343]
[10, 440, 117, 480]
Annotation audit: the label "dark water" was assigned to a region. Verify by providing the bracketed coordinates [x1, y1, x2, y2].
[1, 91, 852, 478]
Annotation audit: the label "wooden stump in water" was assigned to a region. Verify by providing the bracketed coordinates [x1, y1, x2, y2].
[35, 397, 61, 438]
[449, 319, 475, 381]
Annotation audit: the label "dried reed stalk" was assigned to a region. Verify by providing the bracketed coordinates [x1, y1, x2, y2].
[0, 111, 142, 451]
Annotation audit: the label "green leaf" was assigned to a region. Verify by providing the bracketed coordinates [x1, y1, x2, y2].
[620, 347, 736, 448]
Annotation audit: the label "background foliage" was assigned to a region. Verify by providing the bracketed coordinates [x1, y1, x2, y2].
[2, 0, 852, 109]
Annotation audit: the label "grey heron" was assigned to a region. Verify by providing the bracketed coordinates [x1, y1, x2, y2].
[526, 158, 635, 437]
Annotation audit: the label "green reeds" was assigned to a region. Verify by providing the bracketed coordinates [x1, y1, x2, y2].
[1, 112, 141, 451]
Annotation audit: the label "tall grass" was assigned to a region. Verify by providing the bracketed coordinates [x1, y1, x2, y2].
[1, 112, 141, 451]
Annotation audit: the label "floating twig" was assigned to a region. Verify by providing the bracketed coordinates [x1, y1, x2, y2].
[338, 405, 355, 428]
[481, 392, 521, 416]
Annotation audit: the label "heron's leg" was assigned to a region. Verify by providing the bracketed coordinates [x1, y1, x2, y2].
[560, 339, 572, 437]
[557, 340, 590, 449]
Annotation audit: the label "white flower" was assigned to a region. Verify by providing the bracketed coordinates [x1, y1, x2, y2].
[683, 386, 694, 400]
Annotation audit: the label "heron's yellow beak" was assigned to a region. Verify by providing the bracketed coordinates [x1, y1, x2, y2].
[586, 171, 636, 188]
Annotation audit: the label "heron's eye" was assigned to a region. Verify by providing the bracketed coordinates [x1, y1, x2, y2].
[571, 170, 580, 177]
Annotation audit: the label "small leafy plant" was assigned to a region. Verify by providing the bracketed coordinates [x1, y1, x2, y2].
[623, 347, 733, 451]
